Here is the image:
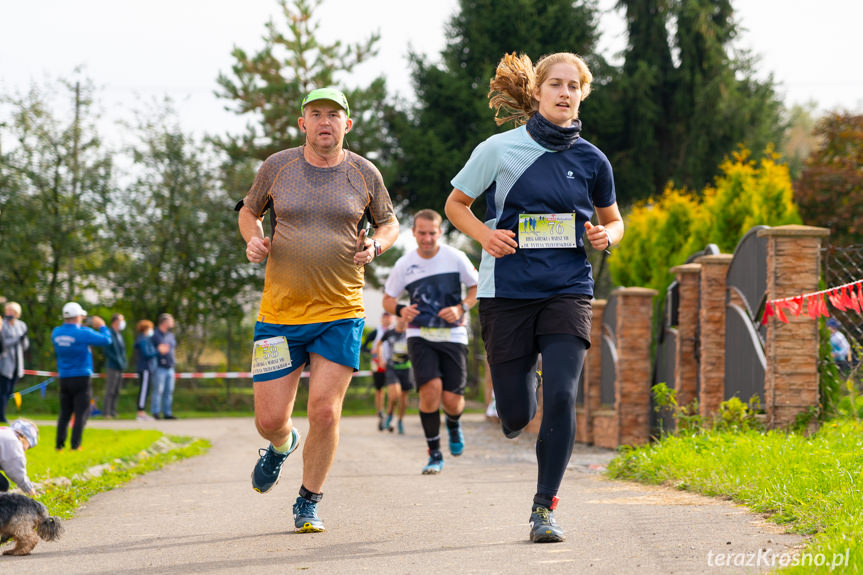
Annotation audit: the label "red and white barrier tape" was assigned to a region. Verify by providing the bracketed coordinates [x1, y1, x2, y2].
[23, 369, 372, 380]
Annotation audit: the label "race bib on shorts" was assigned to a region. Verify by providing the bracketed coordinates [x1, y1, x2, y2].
[419, 327, 453, 342]
[251, 336, 292, 376]
[518, 213, 578, 248]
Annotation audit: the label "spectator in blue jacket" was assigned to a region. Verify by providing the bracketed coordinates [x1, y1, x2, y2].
[133, 319, 158, 421]
[102, 313, 127, 419]
[51, 302, 112, 451]
[150, 313, 177, 420]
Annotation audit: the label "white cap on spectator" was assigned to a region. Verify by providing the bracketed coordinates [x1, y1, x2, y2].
[62, 302, 87, 318]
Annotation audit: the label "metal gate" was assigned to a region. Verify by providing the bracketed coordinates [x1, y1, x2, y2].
[600, 293, 618, 406]
[724, 226, 768, 403]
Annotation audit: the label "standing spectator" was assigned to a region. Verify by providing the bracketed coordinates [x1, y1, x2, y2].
[827, 318, 852, 375]
[445, 52, 623, 542]
[52, 302, 112, 451]
[0, 419, 39, 496]
[238, 87, 398, 533]
[150, 313, 177, 420]
[0, 302, 29, 424]
[102, 313, 127, 419]
[134, 320, 158, 421]
[383, 209, 479, 475]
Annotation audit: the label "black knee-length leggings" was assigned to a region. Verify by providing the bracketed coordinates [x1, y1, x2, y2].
[490, 334, 586, 498]
[56, 376, 92, 450]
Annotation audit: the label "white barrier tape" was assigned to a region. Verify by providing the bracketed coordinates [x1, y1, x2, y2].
[24, 369, 373, 380]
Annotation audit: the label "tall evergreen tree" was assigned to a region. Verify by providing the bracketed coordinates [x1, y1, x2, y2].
[213, 0, 388, 164]
[388, 0, 603, 216]
[599, 0, 784, 203]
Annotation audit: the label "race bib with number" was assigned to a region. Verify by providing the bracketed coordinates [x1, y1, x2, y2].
[518, 213, 578, 248]
[418, 327, 453, 342]
[251, 336, 292, 376]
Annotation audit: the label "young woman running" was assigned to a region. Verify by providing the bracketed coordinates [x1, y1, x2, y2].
[445, 52, 623, 543]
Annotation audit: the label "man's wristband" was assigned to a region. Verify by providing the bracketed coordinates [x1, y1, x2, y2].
[460, 302, 469, 315]
[395, 304, 406, 317]
[373, 239, 382, 257]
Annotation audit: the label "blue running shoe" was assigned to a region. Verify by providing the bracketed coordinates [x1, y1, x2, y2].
[397, 420, 405, 435]
[421, 450, 444, 475]
[529, 504, 566, 543]
[251, 427, 300, 494]
[384, 413, 394, 432]
[293, 496, 325, 533]
[448, 422, 464, 456]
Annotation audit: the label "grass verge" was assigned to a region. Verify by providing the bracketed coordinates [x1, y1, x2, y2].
[24, 427, 210, 519]
[607, 419, 863, 573]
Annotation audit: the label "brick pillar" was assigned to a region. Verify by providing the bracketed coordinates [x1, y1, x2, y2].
[578, 299, 606, 444]
[694, 254, 734, 420]
[759, 225, 830, 428]
[613, 287, 657, 446]
[669, 263, 701, 408]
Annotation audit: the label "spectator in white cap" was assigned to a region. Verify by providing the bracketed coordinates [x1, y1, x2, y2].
[51, 302, 112, 451]
[0, 418, 38, 495]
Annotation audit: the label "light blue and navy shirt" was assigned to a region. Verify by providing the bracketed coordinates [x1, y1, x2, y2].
[451, 125, 615, 299]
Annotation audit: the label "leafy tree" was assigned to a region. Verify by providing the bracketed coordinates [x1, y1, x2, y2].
[0, 78, 114, 368]
[112, 100, 258, 368]
[388, 0, 604, 216]
[793, 112, 863, 245]
[610, 147, 801, 294]
[780, 102, 819, 182]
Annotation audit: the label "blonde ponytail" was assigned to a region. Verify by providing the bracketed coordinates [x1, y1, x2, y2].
[488, 53, 538, 127]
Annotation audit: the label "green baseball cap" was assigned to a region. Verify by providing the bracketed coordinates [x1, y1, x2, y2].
[301, 88, 350, 118]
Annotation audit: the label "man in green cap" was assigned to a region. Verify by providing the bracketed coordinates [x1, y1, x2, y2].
[238, 87, 399, 533]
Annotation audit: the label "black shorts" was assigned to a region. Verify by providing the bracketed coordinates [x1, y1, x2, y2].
[479, 294, 592, 365]
[407, 338, 468, 396]
[386, 368, 416, 391]
[372, 370, 387, 390]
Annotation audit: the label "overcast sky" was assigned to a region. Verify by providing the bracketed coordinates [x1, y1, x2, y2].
[1, 0, 861, 143]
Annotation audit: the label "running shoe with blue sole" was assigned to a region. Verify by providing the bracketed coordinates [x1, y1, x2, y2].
[293, 496, 325, 533]
[422, 450, 444, 475]
[448, 422, 465, 456]
[251, 427, 300, 494]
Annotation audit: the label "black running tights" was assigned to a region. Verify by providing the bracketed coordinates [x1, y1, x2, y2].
[490, 334, 586, 498]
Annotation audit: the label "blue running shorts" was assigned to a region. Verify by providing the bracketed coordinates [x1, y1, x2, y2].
[252, 318, 365, 382]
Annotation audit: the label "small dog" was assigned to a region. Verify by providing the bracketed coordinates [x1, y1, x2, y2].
[0, 493, 63, 556]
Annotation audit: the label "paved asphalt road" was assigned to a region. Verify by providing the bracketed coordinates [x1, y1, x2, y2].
[5, 414, 801, 574]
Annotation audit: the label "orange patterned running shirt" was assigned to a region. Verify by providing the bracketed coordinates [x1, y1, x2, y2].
[243, 147, 396, 325]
